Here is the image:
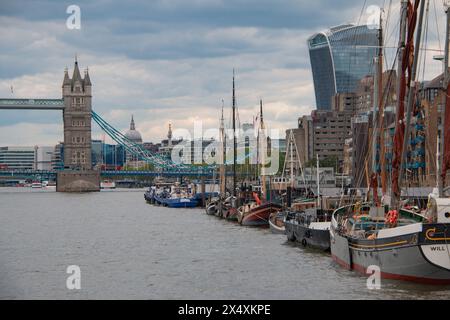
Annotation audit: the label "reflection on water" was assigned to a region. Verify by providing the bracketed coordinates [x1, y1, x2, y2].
[0, 187, 449, 299]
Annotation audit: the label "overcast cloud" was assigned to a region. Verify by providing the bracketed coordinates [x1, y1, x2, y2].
[0, 0, 447, 146]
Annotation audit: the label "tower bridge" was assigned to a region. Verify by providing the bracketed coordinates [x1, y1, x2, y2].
[0, 59, 216, 192]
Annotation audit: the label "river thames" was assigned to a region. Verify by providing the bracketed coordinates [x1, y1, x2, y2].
[0, 187, 449, 299]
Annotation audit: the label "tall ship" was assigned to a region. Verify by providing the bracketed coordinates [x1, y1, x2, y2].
[331, 0, 450, 284]
[237, 100, 282, 226]
[206, 74, 239, 220]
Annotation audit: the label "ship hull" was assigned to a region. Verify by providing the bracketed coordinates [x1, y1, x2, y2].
[269, 211, 286, 235]
[144, 191, 155, 204]
[238, 203, 282, 227]
[153, 195, 164, 206]
[331, 207, 450, 284]
[224, 207, 238, 221]
[205, 199, 219, 215]
[164, 198, 199, 208]
[206, 204, 217, 215]
[269, 220, 285, 235]
[285, 221, 330, 251]
[152, 195, 198, 208]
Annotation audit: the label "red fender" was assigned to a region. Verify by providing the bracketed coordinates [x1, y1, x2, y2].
[252, 192, 262, 205]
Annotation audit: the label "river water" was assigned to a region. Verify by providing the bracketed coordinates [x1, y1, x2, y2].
[0, 187, 449, 300]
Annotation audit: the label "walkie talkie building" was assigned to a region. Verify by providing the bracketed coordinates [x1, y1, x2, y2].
[308, 24, 379, 110]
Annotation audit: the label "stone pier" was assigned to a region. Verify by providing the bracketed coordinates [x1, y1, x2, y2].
[56, 171, 100, 192]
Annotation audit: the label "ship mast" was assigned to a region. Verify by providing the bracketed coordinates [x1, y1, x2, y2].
[377, 12, 387, 197]
[370, 12, 383, 206]
[438, 3, 450, 197]
[398, 0, 426, 199]
[290, 131, 295, 189]
[259, 99, 267, 201]
[220, 99, 226, 197]
[232, 70, 237, 197]
[316, 154, 321, 209]
[390, 0, 408, 205]
[282, 130, 307, 191]
[392, 0, 426, 208]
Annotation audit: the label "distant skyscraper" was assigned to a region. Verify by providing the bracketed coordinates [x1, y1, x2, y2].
[308, 24, 379, 110]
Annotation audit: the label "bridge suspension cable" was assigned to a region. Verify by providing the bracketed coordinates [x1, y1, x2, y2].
[91, 111, 217, 173]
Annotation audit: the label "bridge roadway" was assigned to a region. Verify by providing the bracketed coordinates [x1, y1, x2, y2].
[0, 99, 64, 110]
[0, 169, 223, 178]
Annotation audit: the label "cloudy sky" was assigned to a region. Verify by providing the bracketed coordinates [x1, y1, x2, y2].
[0, 0, 447, 146]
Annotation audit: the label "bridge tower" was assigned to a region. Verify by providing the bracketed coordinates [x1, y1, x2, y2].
[57, 59, 100, 192]
[62, 59, 92, 170]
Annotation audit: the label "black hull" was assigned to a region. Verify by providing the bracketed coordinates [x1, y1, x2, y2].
[285, 221, 331, 251]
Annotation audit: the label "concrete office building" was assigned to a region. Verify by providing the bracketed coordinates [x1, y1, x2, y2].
[0, 146, 54, 170]
[294, 110, 352, 170]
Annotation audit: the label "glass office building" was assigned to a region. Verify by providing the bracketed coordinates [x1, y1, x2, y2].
[308, 24, 379, 110]
[91, 140, 125, 169]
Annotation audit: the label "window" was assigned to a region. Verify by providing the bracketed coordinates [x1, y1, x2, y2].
[71, 97, 84, 108]
[71, 119, 86, 127]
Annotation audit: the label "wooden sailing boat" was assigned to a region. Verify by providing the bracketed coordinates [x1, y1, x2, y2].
[222, 70, 240, 221]
[237, 100, 282, 226]
[331, 0, 450, 284]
